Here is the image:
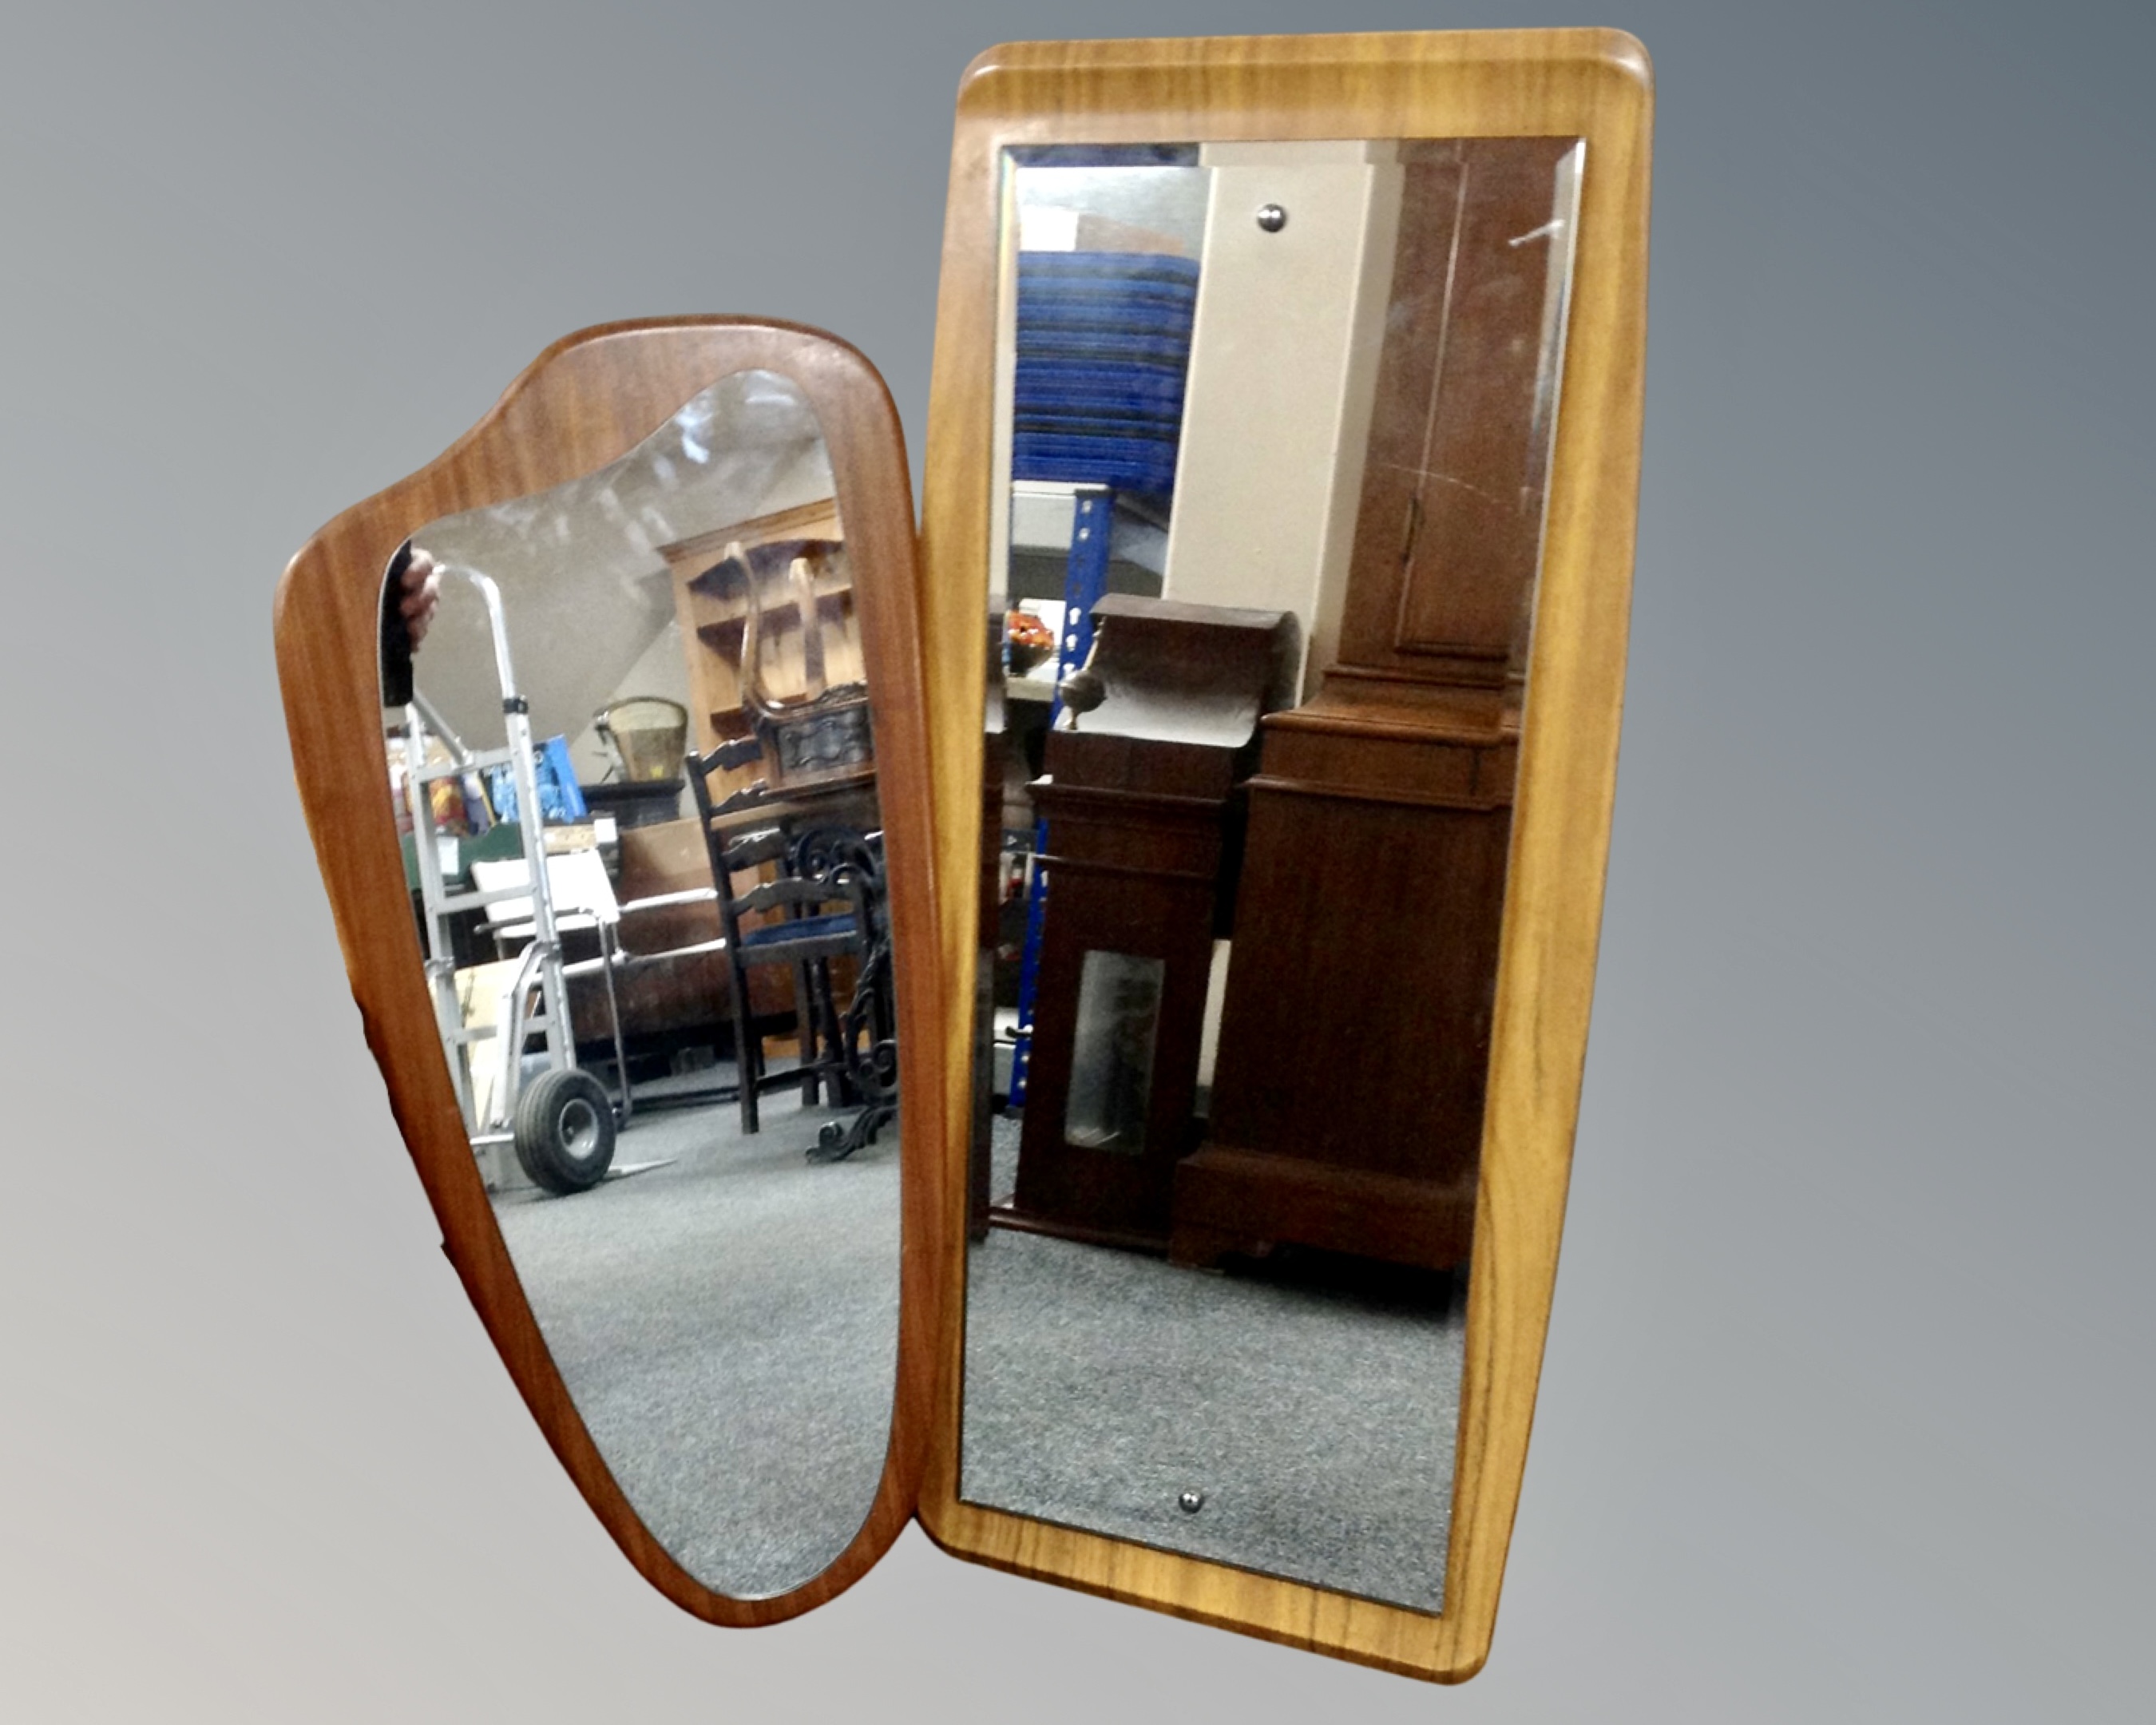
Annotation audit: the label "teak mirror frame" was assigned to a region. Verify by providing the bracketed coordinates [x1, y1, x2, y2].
[275, 24, 1651, 1685]
[273, 317, 949, 1627]
[914, 31, 1653, 1682]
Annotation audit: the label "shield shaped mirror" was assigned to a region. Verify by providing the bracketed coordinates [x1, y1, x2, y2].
[275, 319, 944, 1625]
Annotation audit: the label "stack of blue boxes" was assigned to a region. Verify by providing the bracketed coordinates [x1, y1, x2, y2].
[1010, 251, 1200, 498]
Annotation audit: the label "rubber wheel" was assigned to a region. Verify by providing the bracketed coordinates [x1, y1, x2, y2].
[513, 1068, 616, 1195]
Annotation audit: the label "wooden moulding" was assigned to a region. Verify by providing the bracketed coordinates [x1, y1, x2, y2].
[917, 32, 1652, 1682]
[274, 318, 948, 1627]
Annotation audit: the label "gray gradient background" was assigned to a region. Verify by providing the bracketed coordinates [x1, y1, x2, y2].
[4, 1, 2149, 1719]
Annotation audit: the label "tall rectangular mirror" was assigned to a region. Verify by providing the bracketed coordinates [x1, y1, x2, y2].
[961, 134, 1582, 1613]
[917, 32, 1652, 1682]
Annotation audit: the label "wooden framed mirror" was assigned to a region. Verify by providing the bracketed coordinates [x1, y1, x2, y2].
[273, 24, 1649, 1684]
[274, 318, 948, 1625]
[914, 30, 1652, 1682]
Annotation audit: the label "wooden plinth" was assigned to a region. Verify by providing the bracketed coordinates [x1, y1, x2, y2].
[1168, 1146, 1477, 1272]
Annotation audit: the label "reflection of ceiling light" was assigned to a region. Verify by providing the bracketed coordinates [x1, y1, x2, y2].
[744, 375, 795, 413]
[675, 395, 715, 465]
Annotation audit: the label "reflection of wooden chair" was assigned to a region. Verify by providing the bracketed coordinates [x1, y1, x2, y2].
[676, 528, 891, 1152]
[687, 755, 870, 1136]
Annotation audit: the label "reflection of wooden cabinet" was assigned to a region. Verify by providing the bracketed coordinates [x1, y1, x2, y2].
[1174, 699, 1511, 1271]
[1333, 137, 1578, 695]
[1010, 733, 1239, 1246]
[660, 498, 853, 804]
[1003, 597, 1288, 1248]
[1172, 138, 1575, 1275]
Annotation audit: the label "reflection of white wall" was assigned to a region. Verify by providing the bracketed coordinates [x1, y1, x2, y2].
[1012, 165, 1211, 257]
[403, 371, 832, 769]
[1195, 938, 1231, 1091]
[1161, 141, 1404, 703]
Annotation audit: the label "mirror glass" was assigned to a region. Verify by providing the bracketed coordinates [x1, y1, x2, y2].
[380, 369, 898, 1597]
[961, 138, 1583, 1612]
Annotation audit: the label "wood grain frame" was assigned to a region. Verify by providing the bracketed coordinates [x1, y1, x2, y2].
[914, 33, 1653, 1681]
[274, 318, 948, 1626]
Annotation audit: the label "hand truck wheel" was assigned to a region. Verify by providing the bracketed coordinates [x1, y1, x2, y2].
[513, 1068, 616, 1195]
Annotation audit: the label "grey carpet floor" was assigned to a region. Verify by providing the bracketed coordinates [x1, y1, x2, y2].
[493, 1069, 900, 1600]
[961, 1116, 1465, 1612]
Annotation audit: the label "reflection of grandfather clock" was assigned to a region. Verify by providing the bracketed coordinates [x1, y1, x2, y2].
[1001, 596, 1290, 1248]
[1171, 137, 1578, 1273]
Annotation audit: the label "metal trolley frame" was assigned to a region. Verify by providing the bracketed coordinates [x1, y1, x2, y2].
[396, 566, 711, 1195]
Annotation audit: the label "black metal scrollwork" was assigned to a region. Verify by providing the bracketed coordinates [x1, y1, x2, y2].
[791, 826, 898, 1163]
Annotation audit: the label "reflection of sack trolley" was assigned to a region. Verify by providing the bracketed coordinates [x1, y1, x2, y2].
[395, 566, 719, 1196]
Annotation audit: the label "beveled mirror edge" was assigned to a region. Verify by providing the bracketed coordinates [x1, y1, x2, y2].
[913, 32, 1653, 1683]
[273, 317, 949, 1627]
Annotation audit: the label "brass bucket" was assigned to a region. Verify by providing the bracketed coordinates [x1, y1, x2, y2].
[594, 696, 689, 783]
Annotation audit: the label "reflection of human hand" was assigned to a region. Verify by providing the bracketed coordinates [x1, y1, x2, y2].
[400, 549, 442, 648]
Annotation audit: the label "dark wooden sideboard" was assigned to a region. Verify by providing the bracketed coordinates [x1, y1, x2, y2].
[1171, 693, 1512, 1271]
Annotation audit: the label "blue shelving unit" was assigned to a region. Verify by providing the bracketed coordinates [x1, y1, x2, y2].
[1008, 486, 1116, 1106]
